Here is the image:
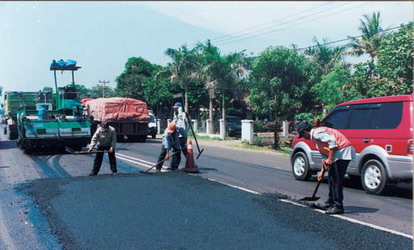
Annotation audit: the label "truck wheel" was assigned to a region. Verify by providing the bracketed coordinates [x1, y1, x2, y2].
[361, 159, 389, 195]
[292, 151, 312, 181]
[4, 126, 7, 135]
[151, 133, 156, 139]
[7, 126, 17, 140]
[140, 136, 147, 143]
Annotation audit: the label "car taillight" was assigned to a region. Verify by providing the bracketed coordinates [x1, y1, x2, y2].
[408, 139, 413, 155]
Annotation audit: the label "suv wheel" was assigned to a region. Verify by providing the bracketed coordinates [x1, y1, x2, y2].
[292, 151, 312, 181]
[361, 159, 389, 195]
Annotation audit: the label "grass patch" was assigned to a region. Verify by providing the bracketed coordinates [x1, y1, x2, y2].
[189, 135, 222, 141]
[232, 141, 290, 155]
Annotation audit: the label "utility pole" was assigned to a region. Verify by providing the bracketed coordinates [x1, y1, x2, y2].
[99, 80, 109, 98]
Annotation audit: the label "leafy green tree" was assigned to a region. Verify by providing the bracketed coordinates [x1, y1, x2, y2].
[376, 22, 413, 95]
[116, 57, 158, 100]
[345, 22, 413, 98]
[89, 84, 116, 98]
[73, 84, 90, 99]
[144, 73, 176, 116]
[348, 12, 386, 60]
[42, 87, 53, 92]
[311, 64, 351, 112]
[345, 61, 376, 98]
[249, 46, 318, 149]
[116, 57, 181, 116]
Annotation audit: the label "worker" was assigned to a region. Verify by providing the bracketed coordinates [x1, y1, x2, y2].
[88, 121, 118, 176]
[172, 102, 188, 158]
[297, 121, 356, 214]
[155, 123, 181, 172]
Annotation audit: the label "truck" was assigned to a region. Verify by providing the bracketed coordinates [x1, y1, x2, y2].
[12, 60, 92, 152]
[3, 91, 39, 140]
[84, 97, 151, 142]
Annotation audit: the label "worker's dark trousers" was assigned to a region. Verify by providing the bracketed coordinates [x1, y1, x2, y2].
[91, 146, 117, 174]
[327, 160, 350, 208]
[156, 147, 181, 170]
[179, 137, 188, 158]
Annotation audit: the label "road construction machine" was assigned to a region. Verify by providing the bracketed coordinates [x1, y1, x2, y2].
[12, 60, 91, 152]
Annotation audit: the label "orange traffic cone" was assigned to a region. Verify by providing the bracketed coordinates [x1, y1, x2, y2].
[182, 139, 199, 173]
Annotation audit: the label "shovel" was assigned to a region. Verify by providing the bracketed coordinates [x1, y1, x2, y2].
[65, 146, 106, 155]
[300, 164, 330, 202]
[139, 150, 180, 175]
[183, 111, 204, 159]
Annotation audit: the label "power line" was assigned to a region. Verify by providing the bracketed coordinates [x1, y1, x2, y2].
[210, 2, 336, 43]
[216, 2, 370, 46]
[297, 25, 401, 51]
[212, 2, 350, 44]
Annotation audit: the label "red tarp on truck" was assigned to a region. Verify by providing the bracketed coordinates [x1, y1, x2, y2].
[83, 98, 151, 123]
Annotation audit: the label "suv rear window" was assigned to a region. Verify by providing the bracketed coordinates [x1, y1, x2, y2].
[324, 102, 403, 130]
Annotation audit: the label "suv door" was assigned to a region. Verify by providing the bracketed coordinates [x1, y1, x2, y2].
[318, 105, 352, 165]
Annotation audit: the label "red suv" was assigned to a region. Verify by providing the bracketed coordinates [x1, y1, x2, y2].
[290, 95, 413, 195]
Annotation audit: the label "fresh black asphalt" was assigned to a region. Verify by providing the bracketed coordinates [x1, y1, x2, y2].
[26, 171, 412, 250]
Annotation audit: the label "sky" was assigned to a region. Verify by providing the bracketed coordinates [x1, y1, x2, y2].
[0, 1, 412, 96]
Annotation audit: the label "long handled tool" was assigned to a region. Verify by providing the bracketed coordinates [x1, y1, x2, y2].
[184, 111, 204, 159]
[300, 164, 330, 202]
[65, 147, 105, 155]
[139, 150, 180, 175]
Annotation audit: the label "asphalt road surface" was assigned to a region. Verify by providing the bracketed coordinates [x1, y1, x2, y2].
[0, 131, 412, 249]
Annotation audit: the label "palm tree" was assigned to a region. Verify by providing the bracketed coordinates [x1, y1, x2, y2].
[348, 12, 386, 60]
[195, 40, 248, 135]
[305, 37, 346, 74]
[160, 45, 200, 113]
[195, 41, 220, 134]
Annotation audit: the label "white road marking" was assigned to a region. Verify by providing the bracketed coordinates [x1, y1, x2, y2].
[117, 153, 155, 165]
[116, 155, 153, 169]
[201, 177, 260, 195]
[278, 199, 413, 240]
[115, 154, 413, 240]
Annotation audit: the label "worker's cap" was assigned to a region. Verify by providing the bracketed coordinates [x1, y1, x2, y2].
[166, 122, 176, 133]
[101, 121, 109, 129]
[172, 102, 183, 108]
[296, 122, 311, 138]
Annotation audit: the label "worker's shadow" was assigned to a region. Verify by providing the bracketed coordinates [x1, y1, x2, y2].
[0, 141, 17, 150]
[344, 206, 379, 214]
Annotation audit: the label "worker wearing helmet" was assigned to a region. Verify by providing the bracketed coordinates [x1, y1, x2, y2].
[155, 123, 181, 172]
[172, 102, 188, 158]
[88, 121, 117, 176]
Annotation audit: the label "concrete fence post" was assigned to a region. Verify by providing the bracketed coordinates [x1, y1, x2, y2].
[192, 119, 198, 133]
[206, 119, 210, 136]
[157, 119, 161, 134]
[282, 120, 289, 139]
[219, 119, 225, 140]
[241, 120, 254, 144]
